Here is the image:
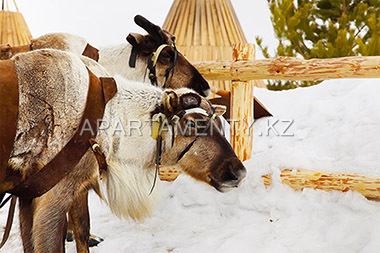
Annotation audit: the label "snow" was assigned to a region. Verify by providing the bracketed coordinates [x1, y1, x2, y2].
[2, 79, 380, 252]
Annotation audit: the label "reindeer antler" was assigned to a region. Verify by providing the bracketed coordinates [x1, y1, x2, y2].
[134, 15, 165, 44]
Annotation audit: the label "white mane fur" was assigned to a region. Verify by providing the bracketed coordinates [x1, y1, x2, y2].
[78, 52, 166, 220]
[32, 33, 88, 55]
[97, 76, 169, 220]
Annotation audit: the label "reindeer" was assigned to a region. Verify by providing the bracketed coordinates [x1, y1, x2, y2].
[1, 15, 215, 247]
[0, 49, 246, 252]
[0, 15, 210, 98]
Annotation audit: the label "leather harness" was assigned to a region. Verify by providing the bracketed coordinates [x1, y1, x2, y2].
[0, 60, 19, 187]
[149, 107, 216, 194]
[129, 43, 178, 88]
[7, 68, 116, 199]
[82, 43, 100, 62]
[0, 65, 115, 248]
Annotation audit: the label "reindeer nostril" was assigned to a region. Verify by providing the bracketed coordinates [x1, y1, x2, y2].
[227, 164, 239, 181]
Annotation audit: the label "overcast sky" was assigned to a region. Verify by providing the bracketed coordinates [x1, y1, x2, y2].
[14, 0, 277, 59]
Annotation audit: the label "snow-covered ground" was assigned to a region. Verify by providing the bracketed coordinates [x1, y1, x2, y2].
[2, 79, 380, 252]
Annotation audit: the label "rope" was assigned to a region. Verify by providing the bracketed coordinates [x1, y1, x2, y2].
[0, 196, 17, 249]
[12, 0, 19, 12]
[1, 0, 20, 12]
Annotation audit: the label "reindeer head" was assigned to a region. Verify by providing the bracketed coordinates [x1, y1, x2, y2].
[156, 89, 246, 192]
[127, 15, 210, 97]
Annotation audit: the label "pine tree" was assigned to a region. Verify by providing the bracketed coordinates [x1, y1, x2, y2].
[256, 0, 380, 90]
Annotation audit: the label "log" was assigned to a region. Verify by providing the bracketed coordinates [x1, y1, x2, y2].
[193, 56, 380, 81]
[159, 166, 182, 182]
[161, 168, 380, 200]
[262, 169, 380, 199]
[230, 43, 254, 161]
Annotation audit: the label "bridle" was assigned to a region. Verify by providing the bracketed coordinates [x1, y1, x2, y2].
[149, 107, 216, 194]
[129, 43, 179, 88]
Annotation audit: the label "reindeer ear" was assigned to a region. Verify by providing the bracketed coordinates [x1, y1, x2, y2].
[213, 105, 227, 116]
[162, 90, 179, 113]
[126, 33, 145, 46]
[180, 93, 201, 109]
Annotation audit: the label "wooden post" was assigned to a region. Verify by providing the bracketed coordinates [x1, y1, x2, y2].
[230, 43, 254, 161]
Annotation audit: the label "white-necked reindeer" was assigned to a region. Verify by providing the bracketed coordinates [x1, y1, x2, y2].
[1, 15, 214, 248]
[0, 15, 210, 98]
[1, 49, 246, 252]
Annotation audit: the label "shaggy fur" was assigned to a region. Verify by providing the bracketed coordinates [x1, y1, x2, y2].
[97, 76, 164, 220]
[31, 33, 88, 55]
[9, 49, 89, 177]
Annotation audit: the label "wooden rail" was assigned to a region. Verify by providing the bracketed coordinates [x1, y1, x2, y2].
[262, 169, 380, 199]
[160, 49, 380, 199]
[160, 168, 380, 199]
[194, 56, 380, 81]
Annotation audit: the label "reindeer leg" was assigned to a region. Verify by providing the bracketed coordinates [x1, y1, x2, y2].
[19, 198, 35, 253]
[66, 218, 74, 242]
[32, 190, 70, 253]
[68, 191, 90, 253]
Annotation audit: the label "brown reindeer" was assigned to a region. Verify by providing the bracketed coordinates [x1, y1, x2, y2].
[1, 49, 246, 252]
[0, 16, 211, 98]
[0, 48, 116, 251]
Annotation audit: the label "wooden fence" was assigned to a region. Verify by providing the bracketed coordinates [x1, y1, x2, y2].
[160, 43, 380, 199]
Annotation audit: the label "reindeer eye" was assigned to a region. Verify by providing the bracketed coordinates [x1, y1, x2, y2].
[158, 53, 171, 64]
[161, 53, 170, 59]
[185, 119, 196, 128]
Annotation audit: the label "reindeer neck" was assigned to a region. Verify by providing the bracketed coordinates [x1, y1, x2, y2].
[96, 77, 163, 168]
[99, 43, 149, 83]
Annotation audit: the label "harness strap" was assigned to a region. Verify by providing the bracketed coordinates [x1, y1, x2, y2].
[147, 43, 178, 88]
[129, 46, 139, 68]
[89, 138, 108, 172]
[0, 60, 18, 185]
[163, 44, 178, 88]
[176, 109, 215, 162]
[9, 69, 117, 199]
[149, 116, 165, 195]
[151, 44, 170, 67]
[177, 138, 197, 162]
[82, 43, 100, 62]
[0, 195, 16, 249]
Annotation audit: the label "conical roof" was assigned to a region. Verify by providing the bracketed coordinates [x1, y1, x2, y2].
[0, 0, 32, 46]
[163, 0, 266, 91]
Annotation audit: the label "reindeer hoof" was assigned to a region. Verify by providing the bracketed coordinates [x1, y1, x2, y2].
[65, 231, 103, 247]
[66, 231, 74, 242]
[89, 234, 104, 247]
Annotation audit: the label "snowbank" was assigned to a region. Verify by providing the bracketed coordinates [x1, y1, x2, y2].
[2, 79, 380, 252]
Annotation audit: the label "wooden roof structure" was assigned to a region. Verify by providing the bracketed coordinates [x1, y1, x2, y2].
[163, 0, 266, 90]
[0, 0, 32, 46]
